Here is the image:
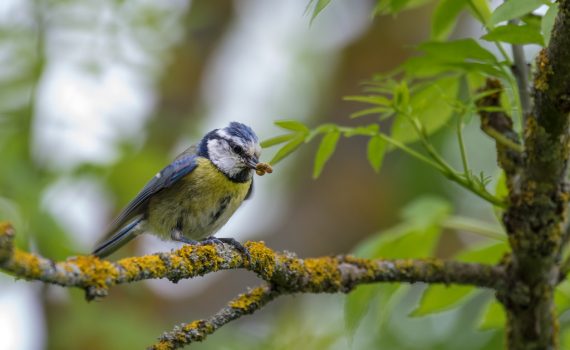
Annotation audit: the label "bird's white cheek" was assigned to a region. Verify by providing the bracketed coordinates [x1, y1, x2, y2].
[213, 157, 241, 176]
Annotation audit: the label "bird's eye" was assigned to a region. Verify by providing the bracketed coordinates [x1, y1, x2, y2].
[231, 144, 244, 155]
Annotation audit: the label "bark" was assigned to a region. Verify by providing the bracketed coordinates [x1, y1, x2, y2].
[499, 2, 570, 349]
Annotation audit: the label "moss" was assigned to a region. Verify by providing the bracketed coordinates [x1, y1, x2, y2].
[534, 49, 552, 92]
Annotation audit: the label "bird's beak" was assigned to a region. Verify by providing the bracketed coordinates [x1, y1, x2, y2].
[245, 157, 259, 170]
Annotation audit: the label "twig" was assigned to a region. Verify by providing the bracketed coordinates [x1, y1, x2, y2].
[509, 19, 531, 122]
[476, 79, 524, 178]
[150, 284, 278, 350]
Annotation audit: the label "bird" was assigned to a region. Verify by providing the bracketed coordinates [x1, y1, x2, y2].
[93, 121, 271, 258]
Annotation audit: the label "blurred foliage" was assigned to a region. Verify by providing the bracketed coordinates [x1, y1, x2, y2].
[1, 0, 568, 349]
[261, 0, 569, 348]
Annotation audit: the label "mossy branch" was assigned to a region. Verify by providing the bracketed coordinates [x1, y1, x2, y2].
[150, 284, 278, 350]
[476, 78, 524, 180]
[496, 1, 570, 349]
[0, 222, 506, 348]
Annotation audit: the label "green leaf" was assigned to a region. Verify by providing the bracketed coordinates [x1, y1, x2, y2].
[563, 328, 570, 350]
[391, 76, 459, 144]
[432, 0, 468, 40]
[418, 39, 498, 63]
[542, 3, 558, 46]
[343, 124, 379, 137]
[260, 133, 297, 148]
[354, 196, 450, 259]
[494, 171, 508, 201]
[269, 134, 306, 165]
[555, 280, 570, 314]
[400, 195, 451, 227]
[374, 0, 431, 15]
[306, 123, 337, 143]
[411, 285, 475, 316]
[479, 299, 506, 329]
[455, 241, 509, 264]
[344, 95, 391, 106]
[367, 135, 387, 173]
[274, 120, 310, 133]
[468, 0, 492, 25]
[307, 0, 332, 22]
[344, 284, 381, 335]
[410, 241, 508, 317]
[350, 107, 391, 119]
[313, 131, 340, 178]
[482, 24, 544, 45]
[490, 0, 544, 26]
[404, 57, 506, 79]
[346, 196, 450, 336]
[393, 81, 411, 112]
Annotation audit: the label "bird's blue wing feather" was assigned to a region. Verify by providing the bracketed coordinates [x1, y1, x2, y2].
[95, 154, 198, 254]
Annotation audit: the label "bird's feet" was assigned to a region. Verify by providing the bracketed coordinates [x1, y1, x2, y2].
[171, 231, 250, 263]
[202, 236, 251, 263]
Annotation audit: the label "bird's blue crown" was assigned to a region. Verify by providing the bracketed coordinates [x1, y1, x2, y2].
[198, 122, 258, 158]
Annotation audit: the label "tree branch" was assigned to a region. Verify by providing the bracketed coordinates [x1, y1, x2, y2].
[499, 2, 570, 348]
[0, 221, 507, 346]
[509, 19, 531, 121]
[150, 284, 278, 350]
[476, 78, 524, 181]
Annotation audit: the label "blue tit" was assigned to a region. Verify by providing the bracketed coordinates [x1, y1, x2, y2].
[93, 122, 266, 258]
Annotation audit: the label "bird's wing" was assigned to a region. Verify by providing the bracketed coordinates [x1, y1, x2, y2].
[94, 154, 199, 255]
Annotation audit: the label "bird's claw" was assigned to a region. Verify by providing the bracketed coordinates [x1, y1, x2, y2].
[202, 236, 251, 264]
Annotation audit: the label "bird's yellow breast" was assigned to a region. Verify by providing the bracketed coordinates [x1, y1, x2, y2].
[146, 157, 252, 240]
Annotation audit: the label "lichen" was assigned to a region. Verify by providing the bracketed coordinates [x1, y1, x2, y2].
[304, 257, 341, 292]
[11, 250, 42, 278]
[534, 49, 552, 92]
[73, 256, 119, 289]
[229, 286, 267, 311]
[245, 241, 276, 279]
[0, 222, 13, 236]
[118, 255, 168, 281]
[181, 320, 213, 341]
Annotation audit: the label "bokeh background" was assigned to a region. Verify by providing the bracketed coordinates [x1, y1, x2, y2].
[0, 0, 516, 349]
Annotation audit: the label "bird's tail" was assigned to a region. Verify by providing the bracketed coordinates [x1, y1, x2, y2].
[93, 217, 144, 258]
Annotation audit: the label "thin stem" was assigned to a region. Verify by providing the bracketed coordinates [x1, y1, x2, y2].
[378, 133, 445, 172]
[411, 120, 506, 208]
[509, 19, 531, 123]
[407, 119, 506, 207]
[443, 216, 507, 241]
[467, 0, 524, 132]
[457, 116, 470, 177]
[481, 125, 524, 153]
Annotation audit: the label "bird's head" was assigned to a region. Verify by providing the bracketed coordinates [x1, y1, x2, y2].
[198, 122, 261, 182]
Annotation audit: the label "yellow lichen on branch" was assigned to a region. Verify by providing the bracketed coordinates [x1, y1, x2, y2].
[0, 222, 507, 349]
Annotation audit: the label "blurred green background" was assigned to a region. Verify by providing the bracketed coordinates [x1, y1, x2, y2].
[0, 0, 509, 349]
